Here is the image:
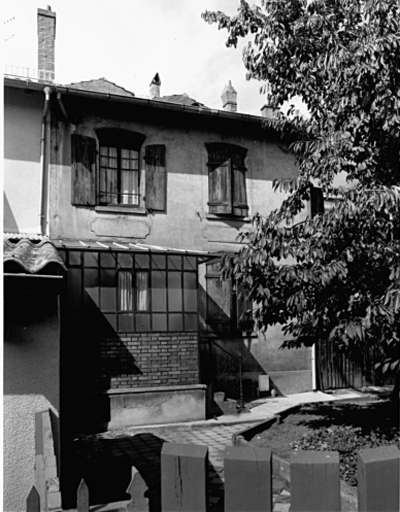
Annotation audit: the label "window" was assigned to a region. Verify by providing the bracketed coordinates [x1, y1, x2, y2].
[204, 260, 253, 335]
[206, 143, 248, 217]
[64, 250, 198, 333]
[99, 147, 140, 206]
[71, 130, 166, 211]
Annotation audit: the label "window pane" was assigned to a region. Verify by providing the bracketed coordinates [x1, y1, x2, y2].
[152, 255, 166, 269]
[136, 271, 149, 311]
[168, 272, 182, 311]
[136, 314, 150, 332]
[118, 271, 133, 311]
[168, 314, 183, 331]
[104, 313, 117, 330]
[68, 251, 82, 266]
[100, 269, 116, 311]
[121, 169, 139, 205]
[183, 272, 197, 311]
[118, 252, 133, 268]
[84, 269, 99, 306]
[152, 271, 167, 311]
[118, 313, 134, 332]
[185, 313, 198, 331]
[84, 251, 99, 268]
[153, 313, 167, 331]
[135, 254, 150, 269]
[183, 256, 196, 271]
[168, 255, 182, 270]
[100, 252, 116, 268]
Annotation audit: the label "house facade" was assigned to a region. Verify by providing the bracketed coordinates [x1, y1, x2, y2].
[3, 7, 313, 510]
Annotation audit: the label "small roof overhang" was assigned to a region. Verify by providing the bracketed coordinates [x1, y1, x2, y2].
[4, 238, 67, 277]
[53, 239, 222, 262]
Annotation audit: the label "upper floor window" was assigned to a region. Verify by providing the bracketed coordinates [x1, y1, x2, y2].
[206, 143, 248, 217]
[71, 129, 166, 211]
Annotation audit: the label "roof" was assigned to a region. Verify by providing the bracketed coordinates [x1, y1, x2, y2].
[4, 76, 269, 128]
[4, 239, 67, 273]
[156, 94, 207, 108]
[63, 77, 136, 98]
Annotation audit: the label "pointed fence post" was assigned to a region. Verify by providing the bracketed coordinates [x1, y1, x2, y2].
[358, 445, 399, 512]
[224, 445, 272, 512]
[26, 486, 40, 512]
[161, 442, 208, 512]
[290, 451, 341, 512]
[77, 478, 89, 512]
[126, 467, 149, 512]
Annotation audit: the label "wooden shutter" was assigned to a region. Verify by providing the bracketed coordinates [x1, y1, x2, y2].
[310, 186, 324, 217]
[208, 149, 232, 214]
[145, 145, 166, 211]
[71, 134, 97, 206]
[205, 260, 232, 333]
[232, 152, 248, 216]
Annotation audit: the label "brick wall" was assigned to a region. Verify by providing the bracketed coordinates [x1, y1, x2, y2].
[96, 332, 199, 390]
[37, 7, 56, 80]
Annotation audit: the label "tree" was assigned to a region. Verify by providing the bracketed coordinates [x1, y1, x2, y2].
[202, 0, 400, 394]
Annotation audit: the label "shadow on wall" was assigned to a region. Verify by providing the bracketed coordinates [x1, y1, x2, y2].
[61, 289, 141, 436]
[3, 272, 61, 412]
[3, 192, 19, 233]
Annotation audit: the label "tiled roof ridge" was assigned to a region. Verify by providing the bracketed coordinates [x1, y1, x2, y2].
[64, 77, 135, 97]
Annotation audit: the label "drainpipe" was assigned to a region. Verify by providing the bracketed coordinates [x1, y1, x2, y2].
[38, 85, 52, 235]
[311, 344, 317, 391]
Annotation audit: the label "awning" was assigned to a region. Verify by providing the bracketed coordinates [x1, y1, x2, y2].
[4, 239, 67, 274]
[53, 239, 221, 260]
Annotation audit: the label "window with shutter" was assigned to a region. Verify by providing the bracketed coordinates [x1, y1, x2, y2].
[206, 143, 248, 217]
[204, 259, 253, 335]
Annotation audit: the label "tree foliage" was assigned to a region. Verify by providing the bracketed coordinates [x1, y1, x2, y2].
[202, 0, 400, 376]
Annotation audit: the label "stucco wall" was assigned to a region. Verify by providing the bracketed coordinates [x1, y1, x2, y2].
[4, 87, 50, 235]
[49, 109, 305, 251]
[3, 305, 60, 512]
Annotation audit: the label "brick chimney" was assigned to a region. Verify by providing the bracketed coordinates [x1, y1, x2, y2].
[149, 73, 161, 99]
[37, 6, 56, 82]
[221, 81, 237, 112]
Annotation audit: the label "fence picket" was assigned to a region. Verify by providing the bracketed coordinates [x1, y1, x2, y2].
[26, 486, 40, 512]
[358, 445, 399, 512]
[290, 451, 341, 512]
[126, 466, 149, 512]
[161, 442, 208, 512]
[77, 478, 89, 512]
[224, 445, 272, 512]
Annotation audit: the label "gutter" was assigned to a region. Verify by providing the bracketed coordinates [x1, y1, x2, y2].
[38, 85, 52, 235]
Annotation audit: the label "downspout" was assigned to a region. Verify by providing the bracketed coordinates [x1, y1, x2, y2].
[38, 85, 52, 235]
[311, 344, 317, 391]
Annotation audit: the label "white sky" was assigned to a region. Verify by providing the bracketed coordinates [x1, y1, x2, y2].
[3, 0, 276, 115]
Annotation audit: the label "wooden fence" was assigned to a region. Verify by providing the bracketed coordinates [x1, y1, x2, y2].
[27, 443, 399, 512]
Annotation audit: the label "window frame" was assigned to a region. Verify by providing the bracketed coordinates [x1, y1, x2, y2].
[96, 128, 146, 209]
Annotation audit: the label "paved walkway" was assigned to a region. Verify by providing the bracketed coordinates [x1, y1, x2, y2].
[64, 388, 378, 511]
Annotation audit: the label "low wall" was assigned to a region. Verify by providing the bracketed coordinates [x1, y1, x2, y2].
[103, 384, 207, 429]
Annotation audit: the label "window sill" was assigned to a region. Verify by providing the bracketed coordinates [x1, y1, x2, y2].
[95, 205, 148, 215]
[206, 214, 251, 222]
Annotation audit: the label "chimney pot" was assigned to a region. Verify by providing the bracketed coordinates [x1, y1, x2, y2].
[221, 80, 237, 112]
[37, 7, 56, 82]
[149, 73, 161, 99]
